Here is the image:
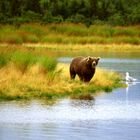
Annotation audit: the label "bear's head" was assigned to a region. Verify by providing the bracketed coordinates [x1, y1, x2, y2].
[86, 56, 100, 68]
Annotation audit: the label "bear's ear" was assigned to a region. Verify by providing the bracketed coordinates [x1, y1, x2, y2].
[97, 57, 100, 61]
[95, 57, 100, 65]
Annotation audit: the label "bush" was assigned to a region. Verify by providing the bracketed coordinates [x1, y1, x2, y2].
[108, 13, 125, 26]
[22, 11, 42, 22]
[66, 14, 85, 23]
[42, 12, 63, 24]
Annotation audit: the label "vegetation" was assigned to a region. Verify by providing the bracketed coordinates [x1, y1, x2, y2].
[0, 1, 138, 101]
[0, 48, 124, 101]
[0, 23, 140, 45]
[0, 63, 123, 101]
[0, 50, 57, 72]
[0, 0, 138, 101]
[0, 0, 139, 26]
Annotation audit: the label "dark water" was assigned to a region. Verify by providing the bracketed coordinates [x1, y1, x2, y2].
[0, 57, 140, 140]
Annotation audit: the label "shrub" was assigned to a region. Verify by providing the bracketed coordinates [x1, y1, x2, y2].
[42, 12, 63, 24]
[66, 14, 85, 23]
[108, 13, 125, 26]
[22, 11, 41, 22]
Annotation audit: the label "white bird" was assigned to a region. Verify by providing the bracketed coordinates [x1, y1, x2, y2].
[125, 72, 137, 82]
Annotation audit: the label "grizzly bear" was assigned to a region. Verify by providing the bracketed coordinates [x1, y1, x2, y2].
[70, 56, 100, 82]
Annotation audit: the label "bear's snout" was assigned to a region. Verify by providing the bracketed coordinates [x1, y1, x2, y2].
[92, 61, 96, 67]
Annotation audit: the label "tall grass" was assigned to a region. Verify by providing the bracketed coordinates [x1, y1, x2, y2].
[11, 51, 34, 73]
[38, 56, 57, 72]
[20, 24, 45, 36]
[0, 56, 124, 101]
[0, 50, 57, 73]
[0, 23, 139, 44]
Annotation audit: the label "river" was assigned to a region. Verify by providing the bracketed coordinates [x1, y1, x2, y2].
[0, 55, 140, 140]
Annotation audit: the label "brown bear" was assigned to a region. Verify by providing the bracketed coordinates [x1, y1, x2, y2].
[70, 56, 100, 82]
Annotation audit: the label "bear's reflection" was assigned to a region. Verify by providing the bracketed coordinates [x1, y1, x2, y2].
[70, 99, 95, 109]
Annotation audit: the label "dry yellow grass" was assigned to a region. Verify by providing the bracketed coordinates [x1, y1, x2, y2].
[0, 63, 123, 100]
[57, 63, 121, 86]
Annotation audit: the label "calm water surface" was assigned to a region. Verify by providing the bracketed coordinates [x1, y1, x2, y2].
[0, 56, 140, 140]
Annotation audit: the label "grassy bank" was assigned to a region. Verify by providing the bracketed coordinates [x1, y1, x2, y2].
[0, 52, 124, 101]
[0, 23, 140, 45]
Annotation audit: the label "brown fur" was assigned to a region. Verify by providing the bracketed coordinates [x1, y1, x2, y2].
[70, 56, 100, 82]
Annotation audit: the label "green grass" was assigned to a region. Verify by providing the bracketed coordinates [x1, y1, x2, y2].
[0, 50, 57, 73]
[11, 51, 33, 73]
[20, 23, 46, 36]
[0, 23, 139, 44]
[38, 56, 57, 72]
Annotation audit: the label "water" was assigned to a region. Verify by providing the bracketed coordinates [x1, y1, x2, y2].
[0, 57, 140, 140]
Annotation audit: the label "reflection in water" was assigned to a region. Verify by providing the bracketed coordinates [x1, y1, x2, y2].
[125, 81, 139, 105]
[70, 99, 95, 108]
[126, 82, 129, 105]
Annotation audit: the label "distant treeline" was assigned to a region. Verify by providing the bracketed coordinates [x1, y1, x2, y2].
[0, 0, 140, 26]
